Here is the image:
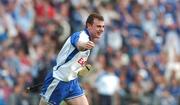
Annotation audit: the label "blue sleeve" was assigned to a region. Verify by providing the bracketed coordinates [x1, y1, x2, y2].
[70, 32, 80, 48]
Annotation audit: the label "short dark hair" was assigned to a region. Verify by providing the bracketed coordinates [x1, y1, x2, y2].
[86, 13, 104, 27]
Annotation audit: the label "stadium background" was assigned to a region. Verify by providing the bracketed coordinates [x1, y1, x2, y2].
[0, 0, 179, 105]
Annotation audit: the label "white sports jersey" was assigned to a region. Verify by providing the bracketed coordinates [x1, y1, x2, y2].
[53, 29, 91, 81]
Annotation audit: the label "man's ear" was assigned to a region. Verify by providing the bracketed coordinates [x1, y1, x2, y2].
[86, 23, 92, 28]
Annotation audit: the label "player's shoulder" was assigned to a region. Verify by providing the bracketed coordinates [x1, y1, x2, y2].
[80, 29, 90, 40]
[71, 29, 90, 41]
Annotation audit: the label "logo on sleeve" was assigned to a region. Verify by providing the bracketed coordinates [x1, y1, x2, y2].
[78, 58, 87, 66]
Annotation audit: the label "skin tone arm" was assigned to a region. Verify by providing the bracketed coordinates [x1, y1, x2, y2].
[77, 41, 95, 51]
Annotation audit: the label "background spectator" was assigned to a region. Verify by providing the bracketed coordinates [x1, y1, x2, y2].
[0, 0, 179, 105]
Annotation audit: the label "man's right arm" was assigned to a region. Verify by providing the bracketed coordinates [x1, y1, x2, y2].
[77, 41, 95, 51]
[70, 32, 95, 51]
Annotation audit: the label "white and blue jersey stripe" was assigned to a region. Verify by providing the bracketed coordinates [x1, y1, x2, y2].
[53, 29, 91, 81]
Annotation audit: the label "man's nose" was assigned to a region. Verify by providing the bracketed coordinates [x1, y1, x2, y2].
[100, 27, 104, 32]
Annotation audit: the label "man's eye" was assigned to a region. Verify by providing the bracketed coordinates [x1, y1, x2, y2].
[97, 25, 104, 28]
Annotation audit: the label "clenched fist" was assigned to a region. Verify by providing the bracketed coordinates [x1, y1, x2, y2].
[77, 41, 95, 51]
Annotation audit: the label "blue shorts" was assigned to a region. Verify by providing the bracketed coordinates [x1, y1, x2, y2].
[40, 72, 84, 105]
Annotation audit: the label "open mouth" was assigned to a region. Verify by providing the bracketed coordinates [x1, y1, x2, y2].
[97, 32, 101, 35]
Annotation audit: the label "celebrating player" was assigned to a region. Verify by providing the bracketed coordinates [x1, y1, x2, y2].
[39, 13, 105, 105]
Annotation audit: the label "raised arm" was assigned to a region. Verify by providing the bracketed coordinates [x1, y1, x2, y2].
[77, 41, 95, 51]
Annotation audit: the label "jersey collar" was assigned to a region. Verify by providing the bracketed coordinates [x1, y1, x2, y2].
[84, 28, 90, 36]
[84, 28, 91, 40]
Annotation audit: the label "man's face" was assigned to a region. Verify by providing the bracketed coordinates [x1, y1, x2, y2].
[88, 18, 105, 40]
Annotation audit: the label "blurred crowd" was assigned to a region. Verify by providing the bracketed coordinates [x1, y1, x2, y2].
[0, 0, 179, 105]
